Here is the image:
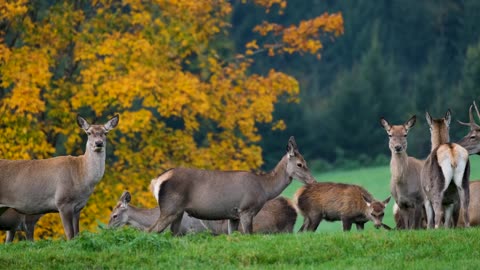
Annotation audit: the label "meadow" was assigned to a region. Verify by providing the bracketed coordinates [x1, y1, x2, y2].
[1, 156, 479, 269]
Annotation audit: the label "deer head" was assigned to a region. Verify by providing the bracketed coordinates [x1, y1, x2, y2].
[77, 114, 119, 153]
[286, 136, 316, 184]
[426, 110, 451, 149]
[363, 194, 391, 228]
[108, 191, 131, 228]
[380, 115, 416, 154]
[458, 101, 480, 155]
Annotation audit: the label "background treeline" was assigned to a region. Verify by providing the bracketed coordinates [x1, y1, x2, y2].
[231, 0, 480, 170]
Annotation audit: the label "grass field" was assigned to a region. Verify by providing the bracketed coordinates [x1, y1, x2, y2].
[1, 227, 479, 269]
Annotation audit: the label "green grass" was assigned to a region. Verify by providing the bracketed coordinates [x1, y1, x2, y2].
[282, 155, 480, 232]
[1, 227, 479, 269]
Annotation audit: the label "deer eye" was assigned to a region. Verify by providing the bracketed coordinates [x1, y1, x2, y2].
[297, 163, 303, 168]
[113, 214, 118, 219]
[87, 132, 92, 136]
[404, 135, 407, 137]
[388, 134, 392, 138]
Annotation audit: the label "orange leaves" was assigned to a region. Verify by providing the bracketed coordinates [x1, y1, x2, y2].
[253, 12, 344, 56]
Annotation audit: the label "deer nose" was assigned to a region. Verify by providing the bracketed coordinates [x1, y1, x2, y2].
[95, 141, 104, 147]
[394, 145, 402, 152]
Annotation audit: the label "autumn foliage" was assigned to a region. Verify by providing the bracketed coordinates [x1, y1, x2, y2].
[0, 0, 343, 239]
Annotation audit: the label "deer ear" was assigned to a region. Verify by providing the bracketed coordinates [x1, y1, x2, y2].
[119, 191, 131, 207]
[77, 115, 90, 130]
[383, 196, 391, 205]
[425, 111, 433, 127]
[362, 194, 372, 206]
[404, 115, 416, 131]
[379, 117, 390, 131]
[104, 114, 119, 132]
[287, 136, 298, 157]
[445, 109, 452, 127]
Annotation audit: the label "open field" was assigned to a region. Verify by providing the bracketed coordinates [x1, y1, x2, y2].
[1, 227, 479, 269]
[283, 155, 480, 232]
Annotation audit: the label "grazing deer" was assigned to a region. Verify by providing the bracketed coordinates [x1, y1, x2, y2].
[380, 116, 425, 229]
[458, 101, 480, 155]
[456, 181, 480, 227]
[0, 209, 42, 243]
[108, 191, 297, 234]
[294, 182, 391, 231]
[148, 136, 314, 235]
[0, 115, 119, 239]
[421, 110, 470, 229]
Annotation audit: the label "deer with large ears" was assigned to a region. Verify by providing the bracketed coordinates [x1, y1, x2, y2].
[421, 110, 470, 229]
[148, 136, 315, 235]
[380, 115, 425, 229]
[0, 114, 119, 240]
[458, 101, 480, 155]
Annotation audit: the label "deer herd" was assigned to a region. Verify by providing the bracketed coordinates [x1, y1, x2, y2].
[1, 101, 480, 243]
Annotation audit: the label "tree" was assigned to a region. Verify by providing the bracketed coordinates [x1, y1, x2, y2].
[0, 0, 343, 239]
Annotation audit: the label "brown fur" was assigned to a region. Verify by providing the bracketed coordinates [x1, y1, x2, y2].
[457, 181, 480, 227]
[380, 116, 425, 229]
[0, 115, 119, 240]
[458, 102, 480, 154]
[295, 182, 390, 231]
[108, 191, 296, 234]
[422, 110, 470, 229]
[148, 136, 315, 235]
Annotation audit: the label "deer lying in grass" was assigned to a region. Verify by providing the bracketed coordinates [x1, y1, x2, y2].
[421, 110, 470, 228]
[0, 209, 42, 243]
[108, 191, 297, 234]
[148, 136, 314, 235]
[294, 182, 391, 231]
[0, 115, 119, 239]
[380, 116, 425, 229]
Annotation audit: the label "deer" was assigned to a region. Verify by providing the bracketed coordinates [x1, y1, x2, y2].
[0, 209, 43, 243]
[0, 114, 119, 240]
[456, 181, 480, 227]
[458, 101, 480, 155]
[108, 191, 297, 234]
[421, 110, 470, 229]
[380, 115, 425, 229]
[148, 136, 315, 235]
[294, 182, 391, 231]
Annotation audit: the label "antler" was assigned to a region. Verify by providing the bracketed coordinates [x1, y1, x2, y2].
[474, 100, 480, 122]
[458, 104, 480, 129]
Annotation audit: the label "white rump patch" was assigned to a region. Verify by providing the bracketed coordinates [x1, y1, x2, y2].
[149, 170, 173, 202]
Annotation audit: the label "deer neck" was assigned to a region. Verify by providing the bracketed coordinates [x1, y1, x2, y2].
[390, 151, 408, 183]
[82, 143, 106, 187]
[126, 206, 160, 231]
[431, 128, 450, 151]
[260, 155, 291, 200]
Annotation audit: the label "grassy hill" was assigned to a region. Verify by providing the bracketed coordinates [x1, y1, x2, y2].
[283, 155, 480, 232]
[1, 227, 479, 269]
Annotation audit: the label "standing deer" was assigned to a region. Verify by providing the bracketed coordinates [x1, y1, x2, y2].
[108, 191, 297, 234]
[421, 110, 470, 228]
[0, 209, 42, 243]
[0, 114, 119, 239]
[458, 101, 480, 155]
[380, 115, 425, 229]
[294, 182, 391, 231]
[456, 181, 480, 227]
[148, 136, 315, 235]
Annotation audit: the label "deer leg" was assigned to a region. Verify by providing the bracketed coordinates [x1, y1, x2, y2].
[59, 208, 74, 240]
[424, 200, 434, 229]
[413, 205, 424, 229]
[170, 213, 185, 236]
[458, 186, 470, 228]
[432, 197, 444, 229]
[444, 203, 455, 228]
[355, 222, 365, 231]
[342, 218, 353, 231]
[307, 214, 322, 232]
[72, 211, 81, 237]
[148, 213, 180, 233]
[239, 212, 254, 234]
[228, 219, 239, 234]
[5, 230, 15, 243]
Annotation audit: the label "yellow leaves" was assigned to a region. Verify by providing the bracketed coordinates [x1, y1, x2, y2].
[0, 0, 28, 21]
